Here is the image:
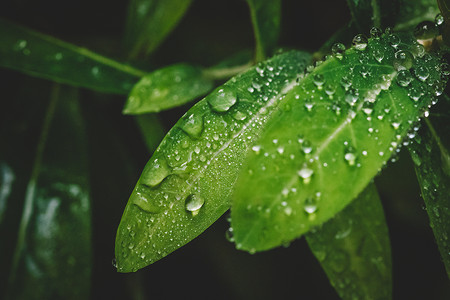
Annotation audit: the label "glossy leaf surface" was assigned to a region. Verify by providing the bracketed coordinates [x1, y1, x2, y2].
[409, 113, 450, 278]
[0, 18, 145, 94]
[231, 32, 445, 252]
[306, 184, 392, 300]
[246, 0, 281, 61]
[125, 0, 193, 58]
[123, 64, 214, 114]
[7, 86, 92, 299]
[115, 51, 312, 272]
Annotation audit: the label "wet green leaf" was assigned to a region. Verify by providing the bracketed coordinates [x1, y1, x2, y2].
[125, 0, 193, 58]
[409, 111, 450, 279]
[0, 18, 146, 94]
[306, 184, 392, 300]
[115, 51, 312, 272]
[7, 86, 92, 299]
[231, 32, 445, 252]
[123, 64, 214, 114]
[395, 0, 440, 31]
[246, 0, 281, 61]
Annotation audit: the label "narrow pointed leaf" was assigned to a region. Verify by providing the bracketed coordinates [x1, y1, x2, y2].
[7, 86, 92, 299]
[231, 32, 446, 252]
[246, 0, 281, 61]
[409, 114, 450, 278]
[395, 0, 440, 31]
[123, 64, 214, 114]
[135, 115, 166, 153]
[0, 18, 146, 94]
[125, 0, 193, 58]
[115, 51, 312, 272]
[345, 0, 397, 30]
[306, 184, 392, 300]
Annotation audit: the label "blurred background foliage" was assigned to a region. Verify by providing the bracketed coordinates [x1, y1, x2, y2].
[0, 0, 449, 299]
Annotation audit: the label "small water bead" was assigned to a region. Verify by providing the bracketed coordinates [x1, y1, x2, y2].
[185, 194, 204, 216]
[411, 43, 425, 58]
[414, 21, 439, 40]
[362, 101, 374, 115]
[408, 87, 422, 102]
[387, 33, 401, 48]
[298, 165, 314, 184]
[344, 151, 357, 166]
[372, 49, 384, 63]
[393, 50, 414, 71]
[207, 86, 237, 112]
[340, 77, 352, 91]
[225, 227, 234, 242]
[181, 113, 204, 139]
[370, 27, 383, 38]
[232, 110, 247, 121]
[324, 83, 336, 97]
[331, 43, 346, 60]
[303, 196, 318, 214]
[313, 74, 325, 89]
[352, 34, 368, 50]
[415, 66, 430, 81]
[435, 13, 445, 27]
[301, 140, 313, 154]
[396, 70, 413, 87]
[345, 89, 358, 106]
[440, 63, 450, 77]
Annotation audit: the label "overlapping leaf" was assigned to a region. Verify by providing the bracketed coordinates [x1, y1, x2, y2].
[306, 184, 392, 300]
[0, 18, 146, 94]
[115, 51, 311, 272]
[231, 32, 445, 252]
[409, 110, 450, 278]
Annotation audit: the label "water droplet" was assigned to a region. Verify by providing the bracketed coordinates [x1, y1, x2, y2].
[344, 152, 356, 166]
[372, 49, 384, 63]
[414, 21, 439, 40]
[411, 43, 425, 58]
[340, 77, 352, 91]
[408, 87, 422, 102]
[435, 13, 445, 26]
[133, 184, 163, 213]
[225, 227, 234, 242]
[362, 101, 374, 115]
[313, 74, 325, 89]
[332, 43, 346, 60]
[298, 165, 314, 184]
[252, 145, 261, 154]
[54, 52, 63, 61]
[301, 140, 313, 154]
[393, 50, 414, 71]
[232, 110, 247, 121]
[185, 194, 205, 216]
[415, 66, 430, 81]
[352, 34, 368, 50]
[91, 66, 100, 77]
[370, 27, 382, 38]
[396, 70, 413, 87]
[324, 83, 336, 97]
[387, 33, 400, 48]
[181, 113, 204, 139]
[141, 158, 172, 188]
[345, 89, 358, 106]
[207, 86, 237, 112]
[303, 196, 318, 214]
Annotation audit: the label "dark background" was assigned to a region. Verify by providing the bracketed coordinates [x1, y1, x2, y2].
[0, 0, 449, 299]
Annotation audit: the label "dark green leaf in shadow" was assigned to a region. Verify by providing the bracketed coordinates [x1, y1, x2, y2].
[346, 0, 397, 31]
[125, 0, 193, 59]
[306, 183, 392, 300]
[231, 32, 446, 252]
[395, 0, 440, 31]
[0, 162, 15, 226]
[409, 110, 450, 279]
[7, 85, 92, 300]
[135, 114, 166, 153]
[246, 0, 281, 61]
[115, 51, 312, 272]
[0, 18, 146, 94]
[123, 64, 214, 114]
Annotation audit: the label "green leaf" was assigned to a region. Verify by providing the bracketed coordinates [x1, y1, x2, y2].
[246, 0, 281, 61]
[125, 0, 193, 58]
[409, 113, 450, 279]
[346, 0, 397, 31]
[135, 115, 166, 153]
[231, 32, 445, 252]
[115, 50, 312, 272]
[7, 86, 92, 299]
[0, 18, 146, 94]
[306, 183, 392, 300]
[395, 0, 440, 31]
[123, 64, 214, 114]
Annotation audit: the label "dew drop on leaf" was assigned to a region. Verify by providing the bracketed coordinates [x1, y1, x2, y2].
[180, 113, 204, 139]
[207, 86, 237, 112]
[396, 70, 413, 87]
[185, 194, 205, 216]
[352, 34, 368, 51]
[303, 196, 318, 214]
[298, 165, 314, 184]
[393, 50, 414, 71]
[133, 184, 164, 213]
[415, 66, 430, 82]
[414, 21, 439, 40]
[331, 43, 346, 60]
[370, 27, 382, 38]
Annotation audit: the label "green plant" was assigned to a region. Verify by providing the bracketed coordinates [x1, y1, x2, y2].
[1, 0, 449, 299]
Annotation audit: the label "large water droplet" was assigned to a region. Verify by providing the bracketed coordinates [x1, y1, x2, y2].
[352, 34, 368, 50]
[387, 33, 401, 48]
[393, 50, 414, 71]
[185, 194, 205, 216]
[207, 86, 237, 112]
[372, 49, 384, 63]
[332, 43, 346, 60]
[370, 27, 382, 38]
[344, 151, 357, 166]
[396, 70, 413, 87]
[414, 21, 439, 40]
[133, 184, 163, 213]
[303, 196, 318, 214]
[181, 113, 204, 139]
[415, 66, 430, 82]
[313, 74, 325, 89]
[141, 158, 172, 187]
[298, 165, 314, 184]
